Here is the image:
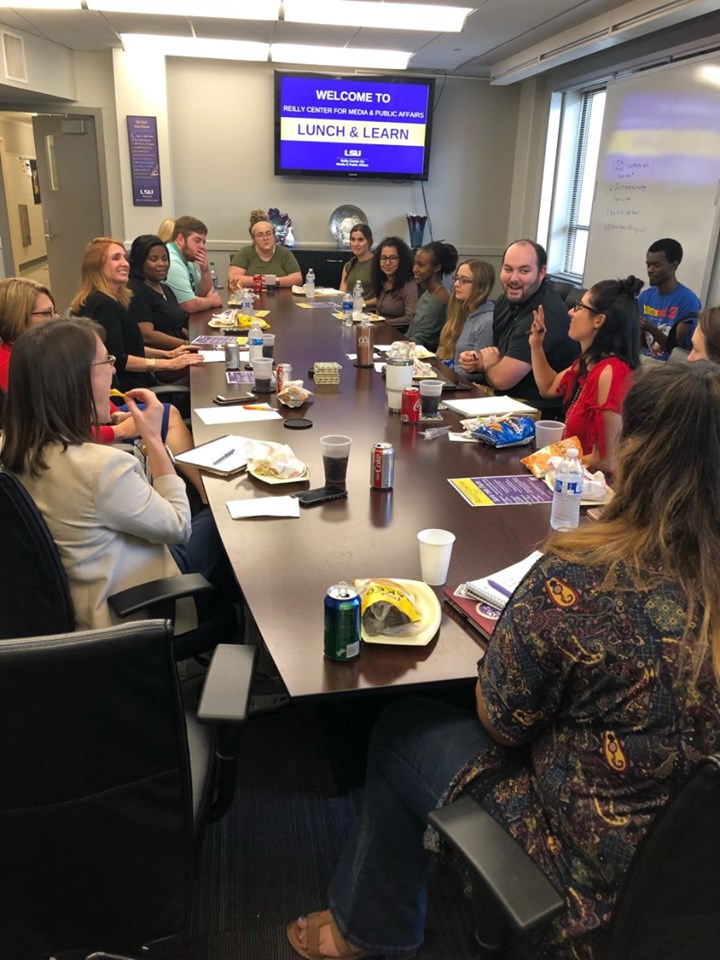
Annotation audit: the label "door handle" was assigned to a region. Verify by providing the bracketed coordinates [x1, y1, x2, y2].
[44, 219, 56, 241]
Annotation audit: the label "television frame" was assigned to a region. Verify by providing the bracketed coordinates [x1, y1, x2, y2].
[274, 71, 436, 181]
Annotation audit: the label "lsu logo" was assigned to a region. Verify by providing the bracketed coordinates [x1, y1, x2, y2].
[545, 576, 578, 608]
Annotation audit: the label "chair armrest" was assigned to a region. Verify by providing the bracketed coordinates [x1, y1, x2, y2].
[197, 643, 257, 725]
[108, 573, 213, 618]
[150, 384, 190, 396]
[428, 796, 564, 934]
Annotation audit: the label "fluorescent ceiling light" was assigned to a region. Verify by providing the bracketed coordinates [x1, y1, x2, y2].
[120, 34, 269, 62]
[271, 43, 411, 69]
[6, 0, 81, 8]
[283, 0, 472, 32]
[89, 0, 277, 16]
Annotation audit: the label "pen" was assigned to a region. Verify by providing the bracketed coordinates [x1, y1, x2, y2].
[243, 404, 267, 410]
[212, 448, 235, 466]
[487, 578, 512, 599]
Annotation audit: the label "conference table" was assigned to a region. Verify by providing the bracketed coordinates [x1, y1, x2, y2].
[188, 290, 552, 700]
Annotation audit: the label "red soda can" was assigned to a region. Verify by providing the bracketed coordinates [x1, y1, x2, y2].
[276, 362, 292, 393]
[401, 387, 420, 425]
[252, 274, 263, 294]
[371, 442, 394, 489]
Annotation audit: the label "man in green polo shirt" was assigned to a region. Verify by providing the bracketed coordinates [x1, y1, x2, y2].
[166, 215, 223, 314]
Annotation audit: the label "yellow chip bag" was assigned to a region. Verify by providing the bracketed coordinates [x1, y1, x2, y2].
[521, 436, 584, 478]
[353, 579, 422, 637]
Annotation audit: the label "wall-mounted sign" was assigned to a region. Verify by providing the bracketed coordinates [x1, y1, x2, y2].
[127, 115, 162, 206]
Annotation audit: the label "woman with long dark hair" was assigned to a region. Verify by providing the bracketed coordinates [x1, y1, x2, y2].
[338, 224, 374, 303]
[371, 237, 417, 329]
[405, 241, 459, 351]
[287, 361, 720, 960]
[529, 276, 642, 473]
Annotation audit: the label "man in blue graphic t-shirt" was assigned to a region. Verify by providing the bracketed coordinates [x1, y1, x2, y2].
[638, 238, 701, 361]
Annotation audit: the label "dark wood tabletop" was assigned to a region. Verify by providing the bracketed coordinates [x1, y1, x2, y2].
[189, 290, 551, 700]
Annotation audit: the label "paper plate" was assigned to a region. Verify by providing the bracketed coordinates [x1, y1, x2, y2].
[248, 465, 309, 485]
[360, 579, 442, 646]
[329, 204, 368, 247]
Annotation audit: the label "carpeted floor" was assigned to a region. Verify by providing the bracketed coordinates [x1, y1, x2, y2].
[172, 695, 480, 960]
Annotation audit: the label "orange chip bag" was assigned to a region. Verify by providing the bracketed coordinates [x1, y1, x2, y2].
[521, 436, 585, 478]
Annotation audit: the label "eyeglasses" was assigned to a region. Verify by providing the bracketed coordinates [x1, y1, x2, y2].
[92, 354, 116, 368]
[453, 275, 473, 286]
[31, 309, 59, 320]
[572, 300, 601, 315]
[380, 255, 399, 263]
[253, 231, 275, 240]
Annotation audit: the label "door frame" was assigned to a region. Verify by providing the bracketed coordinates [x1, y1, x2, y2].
[0, 102, 112, 280]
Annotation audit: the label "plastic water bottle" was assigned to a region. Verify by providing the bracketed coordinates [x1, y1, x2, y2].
[305, 268, 315, 300]
[248, 320, 264, 363]
[342, 291, 353, 327]
[210, 260, 219, 289]
[550, 447, 584, 530]
[352, 279, 364, 320]
[241, 287, 253, 313]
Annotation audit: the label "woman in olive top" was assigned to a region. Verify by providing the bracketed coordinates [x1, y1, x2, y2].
[372, 237, 418, 330]
[405, 242, 459, 352]
[227, 210, 302, 291]
[339, 224, 375, 305]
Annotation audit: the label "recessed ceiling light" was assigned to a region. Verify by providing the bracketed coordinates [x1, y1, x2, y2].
[5, 0, 81, 8]
[283, 0, 472, 32]
[120, 34, 269, 61]
[89, 0, 277, 16]
[271, 43, 411, 70]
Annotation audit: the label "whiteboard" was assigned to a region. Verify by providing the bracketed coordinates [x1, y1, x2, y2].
[583, 53, 720, 302]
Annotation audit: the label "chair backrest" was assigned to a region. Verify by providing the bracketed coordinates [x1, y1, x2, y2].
[0, 467, 75, 638]
[607, 755, 720, 960]
[0, 619, 195, 958]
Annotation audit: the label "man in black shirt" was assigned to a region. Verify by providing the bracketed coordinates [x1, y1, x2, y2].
[458, 239, 578, 414]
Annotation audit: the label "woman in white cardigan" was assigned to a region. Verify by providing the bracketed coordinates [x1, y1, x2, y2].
[2, 318, 235, 632]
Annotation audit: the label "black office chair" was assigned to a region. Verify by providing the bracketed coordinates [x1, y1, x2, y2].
[0, 618, 256, 960]
[0, 467, 237, 659]
[430, 754, 720, 959]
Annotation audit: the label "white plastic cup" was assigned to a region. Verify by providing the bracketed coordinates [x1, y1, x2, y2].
[320, 434, 352, 488]
[534, 420, 565, 449]
[251, 357, 274, 393]
[417, 528, 456, 586]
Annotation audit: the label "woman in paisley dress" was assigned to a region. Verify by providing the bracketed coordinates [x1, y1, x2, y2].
[287, 361, 720, 960]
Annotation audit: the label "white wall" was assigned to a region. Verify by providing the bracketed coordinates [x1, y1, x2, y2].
[164, 59, 521, 262]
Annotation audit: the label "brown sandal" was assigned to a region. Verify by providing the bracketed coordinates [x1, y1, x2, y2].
[286, 910, 370, 960]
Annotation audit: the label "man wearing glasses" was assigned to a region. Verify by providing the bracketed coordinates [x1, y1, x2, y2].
[165, 215, 223, 315]
[457, 239, 577, 416]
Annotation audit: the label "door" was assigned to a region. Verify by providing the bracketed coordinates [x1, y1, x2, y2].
[31, 114, 104, 314]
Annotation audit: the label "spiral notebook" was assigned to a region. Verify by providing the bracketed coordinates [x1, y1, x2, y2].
[463, 551, 543, 610]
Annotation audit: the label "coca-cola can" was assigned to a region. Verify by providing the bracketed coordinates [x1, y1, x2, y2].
[401, 387, 420, 425]
[276, 362, 292, 393]
[371, 442, 394, 489]
[252, 274, 263, 294]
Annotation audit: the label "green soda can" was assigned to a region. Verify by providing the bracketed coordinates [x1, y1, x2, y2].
[324, 581, 361, 661]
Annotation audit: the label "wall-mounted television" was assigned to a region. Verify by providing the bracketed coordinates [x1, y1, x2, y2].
[274, 72, 435, 180]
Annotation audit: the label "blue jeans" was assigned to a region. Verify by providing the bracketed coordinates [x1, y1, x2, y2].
[327, 696, 494, 957]
[169, 507, 241, 617]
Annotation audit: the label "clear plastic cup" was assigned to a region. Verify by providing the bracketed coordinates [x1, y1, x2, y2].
[320, 435, 352, 489]
[419, 379, 443, 417]
[251, 357, 274, 393]
[262, 334, 275, 359]
[534, 420, 565, 449]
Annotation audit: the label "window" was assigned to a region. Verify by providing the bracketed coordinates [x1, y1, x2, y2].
[538, 86, 606, 282]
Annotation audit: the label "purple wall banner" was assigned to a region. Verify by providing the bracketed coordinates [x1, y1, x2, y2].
[127, 115, 162, 206]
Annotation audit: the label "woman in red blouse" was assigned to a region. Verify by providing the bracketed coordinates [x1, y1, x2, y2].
[529, 276, 642, 474]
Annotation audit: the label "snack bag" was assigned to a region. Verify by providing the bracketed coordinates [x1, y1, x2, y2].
[472, 416, 536, 448]
[521, 435, 584, 477]
[353, 579, 422, 637]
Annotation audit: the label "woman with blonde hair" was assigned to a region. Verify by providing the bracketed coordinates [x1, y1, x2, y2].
[688, 306, 720, 363]
[227, 209, 302, 291]
[70, 237, 203, 393]
[156, 217, 176, 244]
[437, 259, 495, 372]
[0, 278, 58, 392]
[287, 361, 720, 960]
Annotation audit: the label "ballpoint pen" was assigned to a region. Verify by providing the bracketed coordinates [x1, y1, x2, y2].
[487, 578, 512, 599]
[212, 448, 235, 466]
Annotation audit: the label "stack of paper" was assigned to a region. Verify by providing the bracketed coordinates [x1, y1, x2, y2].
[442, 395, 539, 418]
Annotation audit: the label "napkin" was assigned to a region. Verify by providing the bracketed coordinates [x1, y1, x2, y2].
[226, 496, 300, 519]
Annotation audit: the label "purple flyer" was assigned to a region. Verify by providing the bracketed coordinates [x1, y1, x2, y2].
[127, 116, 162, 206]
[448, 475, 554, 507]
[226, 370, 255, 384]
